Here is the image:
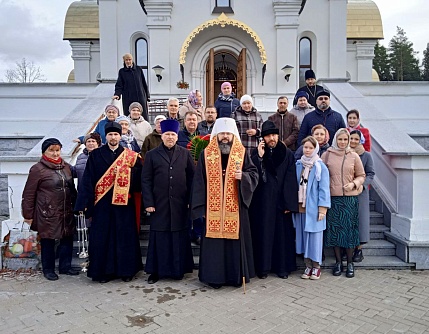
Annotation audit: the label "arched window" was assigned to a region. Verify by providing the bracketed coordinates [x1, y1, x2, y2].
[135, 38, 148, 81]
[299, 37, 312, 87]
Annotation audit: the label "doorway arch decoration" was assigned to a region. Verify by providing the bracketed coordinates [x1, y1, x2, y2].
[179, 13, 267, 66]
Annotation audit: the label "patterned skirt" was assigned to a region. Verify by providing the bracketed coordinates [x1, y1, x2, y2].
[324, 196, 360, 248]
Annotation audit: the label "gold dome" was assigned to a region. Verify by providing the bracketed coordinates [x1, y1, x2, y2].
[63, 1, 99, 40]
[347, 0, 383, 39]
[372, 68, 380, 82]
[67, 69, 75, 83]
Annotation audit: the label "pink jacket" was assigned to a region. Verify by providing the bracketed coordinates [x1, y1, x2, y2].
[321, 148, 365, 196]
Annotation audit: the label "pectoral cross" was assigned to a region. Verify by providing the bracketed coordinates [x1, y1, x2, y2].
[207, 151, 219, 164]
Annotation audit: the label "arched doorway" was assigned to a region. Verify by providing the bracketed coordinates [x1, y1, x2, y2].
[206, 48, 247, 106]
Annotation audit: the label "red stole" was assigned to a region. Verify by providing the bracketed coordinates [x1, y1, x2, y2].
[204, 137, 245, 239]
[94, 148, 138, 206]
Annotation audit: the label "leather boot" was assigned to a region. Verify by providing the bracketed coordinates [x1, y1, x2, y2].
[352, 249, 364, 263]
[346, 263, 355, 278]
[332, 262, 343, 276]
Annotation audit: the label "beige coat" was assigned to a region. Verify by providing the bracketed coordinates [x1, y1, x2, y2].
[128, 116, 152, 148]
[321, 148, 365, 196]
[179, 101, 205, 122]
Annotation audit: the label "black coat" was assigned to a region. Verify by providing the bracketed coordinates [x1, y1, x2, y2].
[114, 63, 150, 119]
[141, 144, 195, 232]
[76, 145, 143, 281]
[191, 150, 259, 286]
[294, 84, 324, 107]
[249, 142, 299, 276]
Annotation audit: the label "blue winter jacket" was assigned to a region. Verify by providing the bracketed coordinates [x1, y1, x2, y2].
[297, 108, 346, 146]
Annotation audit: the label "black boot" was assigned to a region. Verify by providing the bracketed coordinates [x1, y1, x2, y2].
[352, 249, 364, 263]
[346, 263, 355, 278]
[332, 262, 343, 276]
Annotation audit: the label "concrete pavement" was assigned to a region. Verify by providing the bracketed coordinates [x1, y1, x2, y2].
[0, 269, 428, 334]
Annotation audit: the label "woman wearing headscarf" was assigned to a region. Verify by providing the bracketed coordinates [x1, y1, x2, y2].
[349, 130, 375, 262]
[179, 90, 205, 122]
[113, 53, 150, 120]
[22, 138, 78, 281]
[293, 136, 330, 280]
[346, 109, 371, 152]
[321, 129, 365, 278]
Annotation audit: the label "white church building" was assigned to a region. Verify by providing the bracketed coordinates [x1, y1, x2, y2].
[1, 0, 429, 269]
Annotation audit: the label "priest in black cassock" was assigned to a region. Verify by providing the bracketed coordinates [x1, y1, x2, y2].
[76, 122, 143, 283]
[142, 119, 195, 284]
[191, 118, 259, 289]
[249, 120, 299, 279]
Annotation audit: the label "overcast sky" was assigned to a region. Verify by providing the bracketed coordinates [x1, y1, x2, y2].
[0, 0, 428, 82]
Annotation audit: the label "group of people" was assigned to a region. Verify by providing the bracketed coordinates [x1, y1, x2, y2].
[21, 66, 375, 286]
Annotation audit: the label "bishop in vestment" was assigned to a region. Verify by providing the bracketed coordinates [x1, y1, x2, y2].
[191, 118, 259, 289]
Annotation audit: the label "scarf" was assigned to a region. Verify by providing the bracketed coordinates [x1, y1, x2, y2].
[218, 92, 235, 102]
[121, 130, 136, 150]
[188, 90, 202, 109]
[331, 128, 350, 151]
[298, 142, 322, 207]
[42, 154, 62, 165]
[352, 143, 365, 155]
[347, 124, 366, 144]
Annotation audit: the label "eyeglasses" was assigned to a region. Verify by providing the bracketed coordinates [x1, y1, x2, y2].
[318, 97, 329, 101]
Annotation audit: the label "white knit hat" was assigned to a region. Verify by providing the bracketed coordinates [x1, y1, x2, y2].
[240, 94, 253, 105]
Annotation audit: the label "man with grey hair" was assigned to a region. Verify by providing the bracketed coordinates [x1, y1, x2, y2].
[165, 97, 184, 129]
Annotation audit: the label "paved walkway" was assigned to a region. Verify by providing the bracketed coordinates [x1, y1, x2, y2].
[0, 269, 428, 334]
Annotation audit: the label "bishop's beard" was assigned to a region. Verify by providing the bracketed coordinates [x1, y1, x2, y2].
[218, 141, 232, 155]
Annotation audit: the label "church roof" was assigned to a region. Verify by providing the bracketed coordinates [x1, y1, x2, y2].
[63, 0, 383, 41]
[347, 0, 384, 39]
[63, 1, 99, 40]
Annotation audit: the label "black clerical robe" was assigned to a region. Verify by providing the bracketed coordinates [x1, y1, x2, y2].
[77, 145, 143, 281]
[250, 141, 299, 277]
[192, 149, 259, 286]
[141, 144, 195, 278]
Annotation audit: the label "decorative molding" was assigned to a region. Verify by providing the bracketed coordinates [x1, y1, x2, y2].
[179, 13, 267, 65]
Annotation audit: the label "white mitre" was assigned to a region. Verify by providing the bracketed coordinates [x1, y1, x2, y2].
[210, 117, 241, 142]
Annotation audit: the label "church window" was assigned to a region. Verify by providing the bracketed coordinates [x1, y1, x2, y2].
[299, 37, 312, 87]
[135, 38, 148, 81]
[213, 0, 233, 13]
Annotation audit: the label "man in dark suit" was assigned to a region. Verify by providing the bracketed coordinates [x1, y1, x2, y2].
[142, 119, 195, 284]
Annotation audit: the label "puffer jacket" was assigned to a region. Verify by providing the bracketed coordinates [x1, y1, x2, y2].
[22, 158, 77, 239]
[140, 129, 163, 158]
[129, 116, 152, 148]
[321, 148, 365, 196]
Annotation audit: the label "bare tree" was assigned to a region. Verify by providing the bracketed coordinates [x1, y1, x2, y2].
[5, 58, 46, 83]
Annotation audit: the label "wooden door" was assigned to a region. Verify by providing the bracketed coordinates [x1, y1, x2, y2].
[236, 48, 247, 99]
[206, 48, 215, 106]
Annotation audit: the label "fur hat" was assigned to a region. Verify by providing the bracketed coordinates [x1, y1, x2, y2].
[261, 121, 279, 138]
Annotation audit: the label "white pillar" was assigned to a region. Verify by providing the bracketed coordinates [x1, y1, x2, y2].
[273, 0, 301, 94]
[145, 0, 173, 95]
[356, 40, 376, 82]
[99, 0, 118, 81]
[70, 41, 91, 83]
[328, 0, 347, 78]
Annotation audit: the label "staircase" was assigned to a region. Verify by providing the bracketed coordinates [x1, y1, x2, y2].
[72, 197, 414, 271]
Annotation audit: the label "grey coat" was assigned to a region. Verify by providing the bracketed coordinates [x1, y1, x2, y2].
[358, 151, 375, 243]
